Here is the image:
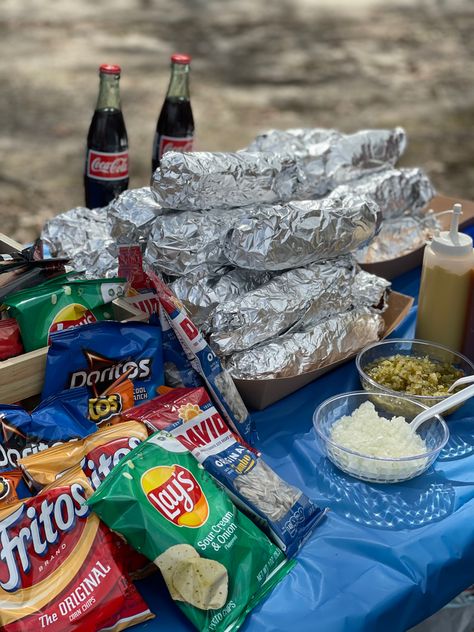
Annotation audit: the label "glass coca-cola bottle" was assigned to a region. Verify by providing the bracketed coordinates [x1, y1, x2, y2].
[151, 54, 194, 174]
[84, 64, 129, 209]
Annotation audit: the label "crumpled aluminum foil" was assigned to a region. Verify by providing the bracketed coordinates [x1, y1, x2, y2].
[42, 206, 118, 278]
[151, 150, 302, 211]
[355, 212, 441, 263]
[145, 207, 248, 276]
[170, 265, 274, 328]
[210, 259, 389, 356]
[224, 196, 380, 271]
[247, 127, 407, 199]
[225, 310, 384, 380]
[107, 186, 163, 245]
[328, 167, 434, 220]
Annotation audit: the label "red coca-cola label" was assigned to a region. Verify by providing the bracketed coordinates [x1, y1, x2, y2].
[158, 135, 193, 159]
[87, 150, 129, 181]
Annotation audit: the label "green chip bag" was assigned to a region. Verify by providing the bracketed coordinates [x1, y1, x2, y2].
[87, 431, 294, 632]
[3, 277, 126, 351]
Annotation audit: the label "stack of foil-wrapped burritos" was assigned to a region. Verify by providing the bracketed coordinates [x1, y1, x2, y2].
[42, 126, 435, 380]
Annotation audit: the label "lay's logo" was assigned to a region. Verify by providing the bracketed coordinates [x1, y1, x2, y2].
[141, 465, 209, 528]
[48, 303, 97, 341]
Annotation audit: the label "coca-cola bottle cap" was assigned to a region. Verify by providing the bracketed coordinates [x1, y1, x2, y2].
[171, 54, 191, 65]
[99, 64, 122, 75]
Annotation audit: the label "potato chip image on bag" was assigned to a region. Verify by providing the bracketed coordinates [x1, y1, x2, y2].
[87, 431, 294, 632]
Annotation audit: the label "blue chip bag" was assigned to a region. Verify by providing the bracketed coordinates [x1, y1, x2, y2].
[170, 405, 326, 557]
[41, 321, 165, 425]
[0, 387, 96, 471]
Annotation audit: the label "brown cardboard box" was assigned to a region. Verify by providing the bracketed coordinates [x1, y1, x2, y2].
[0, 234, 147, 404]
[234, 291, 414, 410]
[361, 194, 474, 280]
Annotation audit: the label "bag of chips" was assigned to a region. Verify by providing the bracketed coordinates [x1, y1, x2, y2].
[0, 469, 22, 507]
[170, 409, 326, 557]
[19, 421, 154, 580]
[87, 432, 294, 632]
[3, 277, 127, 352]
[147, 270, 256, 444]
[41, 321, 165, 426]
[19, 420, 148, 491]
[122, 386, 215, 432]
[0, 318, 23, 360]
[0, 387, 95, 472]
[0, 467, 154, 631]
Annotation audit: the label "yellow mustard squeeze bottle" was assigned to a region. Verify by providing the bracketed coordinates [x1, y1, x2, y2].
[416, 203, 474, 351]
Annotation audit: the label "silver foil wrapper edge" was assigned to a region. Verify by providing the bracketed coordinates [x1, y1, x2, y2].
[225, 310, 384, 380]
[107, 186, 163, 245]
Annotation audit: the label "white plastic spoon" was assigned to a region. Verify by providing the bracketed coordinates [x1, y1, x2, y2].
[447, 374, 474, 393]
[411, 382, 474, 434]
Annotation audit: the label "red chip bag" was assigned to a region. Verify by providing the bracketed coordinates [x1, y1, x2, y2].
[0, 467, 154, 631]
[0, 318, 23, 361]
[122, 387, 211, 431]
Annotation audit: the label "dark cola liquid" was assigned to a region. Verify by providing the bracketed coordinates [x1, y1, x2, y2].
[84, 108, 129, 209]
[152, 97, 194, 174]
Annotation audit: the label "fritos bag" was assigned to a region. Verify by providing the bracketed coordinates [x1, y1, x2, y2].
[147, 271, 256, 443]
[19, 421, 148, 491]
[41, 321, 165, 426]
[170, 410, 326, 557]
[87, 432, 294, 632]
[0, 467, 154, 631]
[18, 421, 153, 580]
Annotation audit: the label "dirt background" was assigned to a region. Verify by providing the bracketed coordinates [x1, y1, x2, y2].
[1, 0, 474, 243]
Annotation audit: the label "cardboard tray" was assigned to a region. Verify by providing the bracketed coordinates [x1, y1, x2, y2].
[0, 234, 147, 405]
[233, 291, 414, 410]
[360, 194, 474, 280]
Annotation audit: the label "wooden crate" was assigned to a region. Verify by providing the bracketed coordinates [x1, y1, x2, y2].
[0, 234, 147, 404]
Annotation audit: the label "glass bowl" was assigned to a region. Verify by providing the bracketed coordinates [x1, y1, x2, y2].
[356, 338, 474, 416]
[313, 391, 449, 483]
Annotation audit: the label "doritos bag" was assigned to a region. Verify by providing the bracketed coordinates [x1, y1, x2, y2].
[0, 467, 154, 631]
[0, 387, 96, 472]
[41, 321, 165, 426]
[88, 432, 294, 632]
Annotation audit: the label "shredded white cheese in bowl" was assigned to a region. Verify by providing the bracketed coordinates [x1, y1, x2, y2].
[314, 394, 449, 484]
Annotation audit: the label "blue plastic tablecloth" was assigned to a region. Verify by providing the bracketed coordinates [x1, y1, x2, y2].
[134, 256, 474, 632]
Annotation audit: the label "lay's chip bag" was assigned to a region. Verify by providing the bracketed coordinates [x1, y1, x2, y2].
[3, 277, 126, 351]
[41, 321, 165, 426]
[87, 431, 294, 632]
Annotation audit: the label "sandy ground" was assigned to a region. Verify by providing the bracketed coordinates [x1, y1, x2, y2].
[1, 0, 474, 243]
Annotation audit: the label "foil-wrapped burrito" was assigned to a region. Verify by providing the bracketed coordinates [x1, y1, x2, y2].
[170, 265, 274, 328]
[145, 207, 248, 276]
[328, 168, 434, 220]
[42, 206, 118, 278]
[224, 196, 380, 271]
[225, 310, 385, 380]
[356, 213, 441, 263]
[107, 186, 163, 245]
[247, 127, 407, 198]
[209, 260, 389, 356]
[151, 150, 302, 211]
